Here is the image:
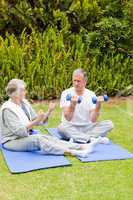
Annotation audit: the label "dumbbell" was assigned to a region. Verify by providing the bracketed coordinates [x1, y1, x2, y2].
[92, 95, 109, 104]
[66, 94, 82, 104]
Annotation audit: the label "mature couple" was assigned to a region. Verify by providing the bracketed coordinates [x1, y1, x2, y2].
[0, 69, 113, 158]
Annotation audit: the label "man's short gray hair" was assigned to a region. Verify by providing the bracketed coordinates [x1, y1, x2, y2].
[6, 79, 26, 97]
[72, 68, 87, 82]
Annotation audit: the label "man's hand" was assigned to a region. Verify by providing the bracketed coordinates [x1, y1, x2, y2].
[97, 96, 105, 102]
[71, 95, 79, 106]
[90, 96, 102, 123]
[63, 95, 78, 121]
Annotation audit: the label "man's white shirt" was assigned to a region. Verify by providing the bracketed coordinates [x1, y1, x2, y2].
[60, 87, 96, 126]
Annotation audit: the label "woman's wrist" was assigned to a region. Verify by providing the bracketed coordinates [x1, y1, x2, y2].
[45, 110, 51, 118]
[27, 119, 39, 129]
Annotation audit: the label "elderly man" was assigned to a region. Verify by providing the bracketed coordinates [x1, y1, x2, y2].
[58, 68, 114, 143]
[0, 79, 99, 158]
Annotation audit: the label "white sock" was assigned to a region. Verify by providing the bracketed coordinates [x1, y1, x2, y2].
[71, 139, 99, 158]
[98, 136, 110, 144]
[70, 149, 90, 158]
[85, 137, 100, 151]
[69, 138, 74, 143]
[90, 136, 110, 144]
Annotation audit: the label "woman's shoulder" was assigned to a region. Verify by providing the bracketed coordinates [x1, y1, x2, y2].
[22, 99, 31, 106]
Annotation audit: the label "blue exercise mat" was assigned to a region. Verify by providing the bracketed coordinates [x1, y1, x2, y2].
[0, 137, 71, 173]
[47, 128, 64, 139]
[78, 142, 133, 162]
[47, 128, 133, 162]
[0, 147, 71, 173]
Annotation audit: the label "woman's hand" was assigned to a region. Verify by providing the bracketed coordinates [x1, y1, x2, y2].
[27, 113, 44, 129]
[36, 113, 45, 123]
[48, 102, 56, 113]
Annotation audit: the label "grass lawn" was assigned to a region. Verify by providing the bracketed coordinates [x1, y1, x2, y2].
[0, 98, 133, 200]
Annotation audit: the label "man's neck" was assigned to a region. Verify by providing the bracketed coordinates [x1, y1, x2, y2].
[75, 88, 85, 96]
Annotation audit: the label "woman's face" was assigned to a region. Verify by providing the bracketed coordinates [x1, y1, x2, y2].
[19, 88, 27, 100]
[14, 87, 27, 101]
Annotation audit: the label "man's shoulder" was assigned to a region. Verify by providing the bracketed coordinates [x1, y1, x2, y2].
[62, 87, 74, 95]
[84, 88, 95, 96]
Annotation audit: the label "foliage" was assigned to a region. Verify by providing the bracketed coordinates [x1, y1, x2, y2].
[0, 0, 133, 101]
[0, 29, 132, 101]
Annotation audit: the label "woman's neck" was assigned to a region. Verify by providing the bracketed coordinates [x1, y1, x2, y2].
[11, 98, 22, 105]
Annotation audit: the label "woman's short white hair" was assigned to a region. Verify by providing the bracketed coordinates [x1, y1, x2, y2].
[72, 68, 87, 82]
[6, 79, 26, 97]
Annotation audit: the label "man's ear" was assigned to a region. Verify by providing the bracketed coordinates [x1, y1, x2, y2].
[84, 80, 87, 86]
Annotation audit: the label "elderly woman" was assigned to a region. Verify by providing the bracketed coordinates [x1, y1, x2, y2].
[0, 79, 99, 158]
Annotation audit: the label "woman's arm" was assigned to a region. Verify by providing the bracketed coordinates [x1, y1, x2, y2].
[3, 109, 29, 137]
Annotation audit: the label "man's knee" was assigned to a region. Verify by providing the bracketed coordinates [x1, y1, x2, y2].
[105, 120, 114, 131]
[58, 123, 71, 140]
[99, 120, 114, 132]
[58, 123, 66, 132]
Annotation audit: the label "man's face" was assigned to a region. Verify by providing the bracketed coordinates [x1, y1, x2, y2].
[72, 74, 86, 93]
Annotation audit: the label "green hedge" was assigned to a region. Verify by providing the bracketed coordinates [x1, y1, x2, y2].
[0, 1, 133, 101]
[0, 28, 132, 102]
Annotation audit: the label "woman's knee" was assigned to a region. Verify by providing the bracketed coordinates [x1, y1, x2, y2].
[2, 141, 14, 150]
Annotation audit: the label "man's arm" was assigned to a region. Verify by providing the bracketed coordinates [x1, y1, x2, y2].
[63, 95, 78, 121]
[89, 101, 101, 123]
